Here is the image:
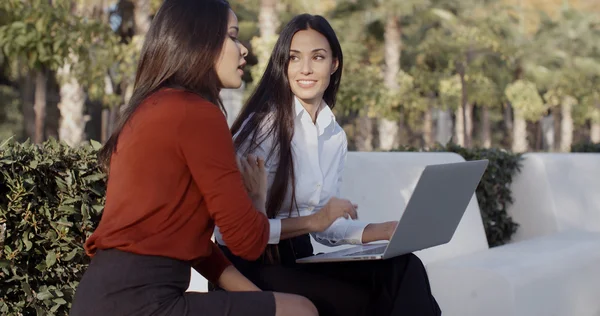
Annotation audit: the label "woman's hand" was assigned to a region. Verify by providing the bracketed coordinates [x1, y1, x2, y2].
[309, 197, 358, 232]
[361, 221, 398, 243]
[237, 154, 267, 214]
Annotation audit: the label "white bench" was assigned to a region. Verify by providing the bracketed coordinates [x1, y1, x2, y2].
[323, 152, 600, 316]
[507, 153, 600, 242]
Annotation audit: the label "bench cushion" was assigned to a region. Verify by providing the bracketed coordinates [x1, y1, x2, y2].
[427, 230, 600, 316]
[508, 153, 600, 242]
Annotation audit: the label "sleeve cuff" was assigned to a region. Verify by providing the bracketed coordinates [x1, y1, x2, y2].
[215, 217, 277, 246]
[313, 218, 368, 246]
[344, 220, 368, 245]
[268, 219, 282, 244]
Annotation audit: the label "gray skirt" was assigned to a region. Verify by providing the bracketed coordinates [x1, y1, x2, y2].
[69, 249, 275, 316]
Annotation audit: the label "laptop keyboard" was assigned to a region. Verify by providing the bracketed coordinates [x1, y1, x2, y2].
[344, 245, 386, 257]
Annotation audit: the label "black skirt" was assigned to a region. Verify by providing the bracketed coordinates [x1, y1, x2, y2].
[219, 234, 441, 316]
[70, 248, 275, 316]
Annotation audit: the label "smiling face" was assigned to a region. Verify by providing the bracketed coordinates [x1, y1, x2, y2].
[287, 28, 339, 106]
[215, 10, 249, 89]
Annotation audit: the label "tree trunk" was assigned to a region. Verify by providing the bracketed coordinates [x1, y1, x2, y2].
[34, 70, 47, 144]
[101, 109, 110, 143]
[465, 102, 473, 147]
[109, 106, 119, 134]
[378, 120, 399, 150]
[435, 109, 452, 145]
[512, 109, 528, 153]
[481, 106, 491, 148]
[591, 121, 600, 143]
[57, 60, 88, 147]
[379, 13, 401, 150]
[458, 68, 470, 147]
[503, 102, 513, 143]
[101, 74, 115, 142]
[541, 113, 555, 151]
[134, 0, 151, 35]
[559, 96, 574, 152]
[552, 106, 561, 151]
[259, 0, 279, 38]
[355, 114, 373, 151]
[423, 106, 434, 148]
[20, 71, 36, 141]
[454, 105, 465, 146]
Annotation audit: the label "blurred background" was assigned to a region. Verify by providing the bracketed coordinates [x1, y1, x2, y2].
[1, 0, 599, 152]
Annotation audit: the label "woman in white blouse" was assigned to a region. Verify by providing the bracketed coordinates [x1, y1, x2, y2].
[215, 14, 441, 316]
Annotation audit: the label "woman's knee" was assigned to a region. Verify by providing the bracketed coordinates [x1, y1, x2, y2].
[273, 292, 318, 316]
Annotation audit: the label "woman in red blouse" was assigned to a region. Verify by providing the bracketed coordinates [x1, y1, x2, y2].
[69, 0, 317, 315]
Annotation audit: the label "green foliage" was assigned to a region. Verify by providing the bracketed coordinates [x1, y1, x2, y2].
[0, 0, 127, 109]
[439, 74, 461, 110]
[571, 142, 600, 153]
[505, 79, 547, 121]
[467, 73, 502, 108]
[393, 142, 522, 247]
[380, 70, 429, 119]
[0, 139, 105, 315]
[248, 35, 279, 91]
[0, 0, 80, 70]
[335, 32, 386, 117]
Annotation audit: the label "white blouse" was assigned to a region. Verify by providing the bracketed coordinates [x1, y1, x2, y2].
[215, 97, 368, 247]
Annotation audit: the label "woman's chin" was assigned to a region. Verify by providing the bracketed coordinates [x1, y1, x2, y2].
[293, 92, 321, 103]
[222, 79, 243, 90]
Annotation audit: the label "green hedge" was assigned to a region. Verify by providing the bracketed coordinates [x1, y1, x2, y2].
[0, 138, 106, 315]
[571, 142, 600, 152]
[393, 143, 522, 247]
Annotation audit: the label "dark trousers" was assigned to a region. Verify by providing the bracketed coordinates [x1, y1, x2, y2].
[219, 235, 441, 316]
[70, 249, 275, 316]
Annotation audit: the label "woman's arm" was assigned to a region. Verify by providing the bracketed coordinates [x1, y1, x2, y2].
[279, 216, 318, 240]
[217, 265, 261, 292]
[361, 221, 398, 243]
[179, 100, 269, 260]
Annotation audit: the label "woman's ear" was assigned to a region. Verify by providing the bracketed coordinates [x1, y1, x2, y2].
[331, 58, 339, 75]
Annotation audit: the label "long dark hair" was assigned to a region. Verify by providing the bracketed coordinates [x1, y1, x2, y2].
[99, 0, 231, 169]
[231, 14, 343, 262]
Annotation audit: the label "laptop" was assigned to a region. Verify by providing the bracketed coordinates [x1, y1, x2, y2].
[296, 159, 489, 263]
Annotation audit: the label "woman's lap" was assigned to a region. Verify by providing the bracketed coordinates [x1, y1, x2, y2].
[219, 236, 440, 316]
[70, 249, 275, 316]
[227, 252, 440, 316]
[254, 263, 371, 316]
[183, 291, 275, 316]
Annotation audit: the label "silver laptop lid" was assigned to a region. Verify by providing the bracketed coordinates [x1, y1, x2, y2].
[383, 159, 489, 259]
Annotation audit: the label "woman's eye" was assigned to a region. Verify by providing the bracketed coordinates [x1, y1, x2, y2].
[314, 55, 325, 60]
[229, 35, 239, 42]
[290, 56, 299, 61]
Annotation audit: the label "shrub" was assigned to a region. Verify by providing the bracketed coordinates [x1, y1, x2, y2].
[0, 138, 105, 315]
[393, 142, 522, 247]
[571, 142, 600, 152]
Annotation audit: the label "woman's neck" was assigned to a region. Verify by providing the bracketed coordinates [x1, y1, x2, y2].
[297, 97, 323, 123]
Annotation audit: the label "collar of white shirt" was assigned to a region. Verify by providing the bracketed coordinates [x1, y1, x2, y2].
[293, 96, 335, 136]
